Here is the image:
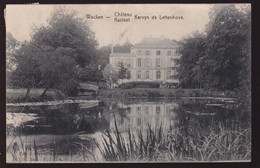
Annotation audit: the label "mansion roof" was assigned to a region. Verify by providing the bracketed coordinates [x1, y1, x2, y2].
[110, 52, 135, 57]
[133, 37, 178, 49]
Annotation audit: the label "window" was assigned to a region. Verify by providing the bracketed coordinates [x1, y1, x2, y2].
[167, 51, 172, 56]
[145, 71, 150, 79]
[137, 106, 141, 113]
[156, 50, 161, 56]
[137, 71, 142, 79]
[137, 58, 142, 67]
[166, 70, 171, 79]
[127, 71, 131, 79]
[156, 58, 161, 67]
[156, 71, 161, 79]
[137, 50, 142, 55]
[145, 50, 150, 55]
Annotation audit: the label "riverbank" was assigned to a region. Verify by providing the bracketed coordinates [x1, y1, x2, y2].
[7, 88, 236, 103]
[6, 88, 64, 103]
[98, 88, 235, 99]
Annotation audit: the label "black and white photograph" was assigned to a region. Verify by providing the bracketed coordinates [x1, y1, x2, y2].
[5, 4, 251, 163]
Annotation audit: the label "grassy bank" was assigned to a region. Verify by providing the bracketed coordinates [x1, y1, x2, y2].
[6, 88, 236, 103]
[6, 88, 64, 103]
[98, 88, 234, 100]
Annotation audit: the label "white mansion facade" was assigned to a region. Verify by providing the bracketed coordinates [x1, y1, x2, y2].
[109, 37, 181, 84]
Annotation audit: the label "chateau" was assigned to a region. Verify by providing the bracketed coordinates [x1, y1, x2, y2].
[109, 37, 181, 85]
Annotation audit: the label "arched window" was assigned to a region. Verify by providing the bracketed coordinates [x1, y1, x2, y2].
[156, 71, 161, 79]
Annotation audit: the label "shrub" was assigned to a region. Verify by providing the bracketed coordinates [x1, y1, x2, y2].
[135, 85, 150, 88]
[126, 82, 160, 88]
[120, 83, 134, 89]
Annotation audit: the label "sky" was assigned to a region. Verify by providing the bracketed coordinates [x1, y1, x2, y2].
[4, 4, 246, 47]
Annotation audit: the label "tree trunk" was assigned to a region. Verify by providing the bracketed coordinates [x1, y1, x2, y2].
[25, 87, 31, 98]
[40, 87, 49, 98]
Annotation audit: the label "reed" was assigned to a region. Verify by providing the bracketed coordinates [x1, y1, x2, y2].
[97, 119, 251, 162]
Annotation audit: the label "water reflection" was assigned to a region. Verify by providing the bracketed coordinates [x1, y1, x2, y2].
[109, 102, 179, 133]
[6, 98, 251, 162]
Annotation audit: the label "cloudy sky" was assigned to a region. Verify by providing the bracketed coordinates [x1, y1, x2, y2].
[5, 4, 244, 47]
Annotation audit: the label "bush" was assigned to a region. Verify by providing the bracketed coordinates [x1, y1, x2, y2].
[120, 83, 134, 89]
[98, 82, 108, 90]
[135, 85, 150, 88]
[122, 82, 160, 88]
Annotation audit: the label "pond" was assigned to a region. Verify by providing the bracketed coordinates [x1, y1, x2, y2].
[6, 98, 251, 162]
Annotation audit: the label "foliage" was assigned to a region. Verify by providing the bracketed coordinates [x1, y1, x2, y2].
[102, 64, 119, 89]
[10, 42, 42, 97]
[7, 7, 99, 97]
[200, 5, 250, 91]
[177, 5, 251, 92]
[76, 64, 104, 83]
[97, 118, 251, 161]
[125, 81, 160, 88]
[117, 62, 129, 84]
[119, 83, 134, 89]
[6, 32, 20, 74]
[177, 32, 206, 88]
[135, 85, 150, 88]
[31, 7, 98, 68]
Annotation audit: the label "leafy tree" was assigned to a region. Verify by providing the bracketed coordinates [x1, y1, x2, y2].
[177, 32, 206, 88]
[102, 64, 118, 89]
[118, 61, 129, 84]
[9, 7, 99, 97]
[200, 5, 250, 91]
[10, 42, 42, 97]
[6, 33, 20, 87]
[38, 47, 79, 97]
[96, 45, 112, 70]
[31, 7, 98, 68]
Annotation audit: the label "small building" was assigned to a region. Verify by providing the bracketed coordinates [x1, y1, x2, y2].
[109, 37, 181, 85]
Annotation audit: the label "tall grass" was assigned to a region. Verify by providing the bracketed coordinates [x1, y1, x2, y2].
[97, 118, 251, 162]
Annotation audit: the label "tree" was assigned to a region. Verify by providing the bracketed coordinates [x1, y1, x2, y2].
[10, 42, 42, 97]
[102, 64, 118, 89]
[6, 33, 20, 87]
[31, 7, 98, 68]
[177, 32, 206, 88]
[200, 5, 250, 91]
[38, 47, 79, 97]
[9, 7, 99, 97]
[117, 61, 129, 84]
